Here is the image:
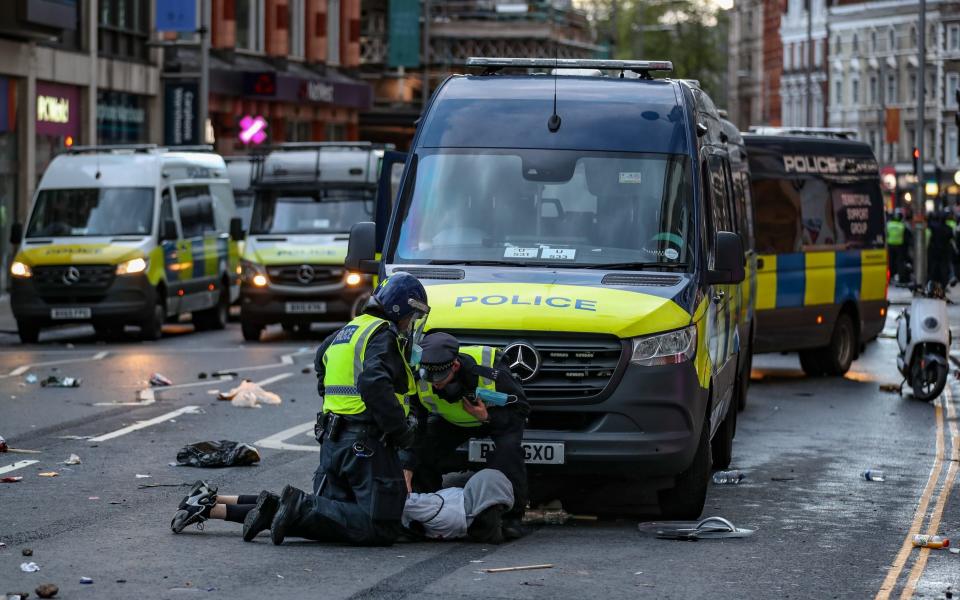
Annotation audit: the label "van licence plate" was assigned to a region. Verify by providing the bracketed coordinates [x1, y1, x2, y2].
[468, 440, 565, 465]
[285, 302, 327, 314]
[50, 307, 92, 320]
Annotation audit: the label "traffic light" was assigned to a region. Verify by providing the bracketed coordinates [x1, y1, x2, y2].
[913, 147, 919, 176]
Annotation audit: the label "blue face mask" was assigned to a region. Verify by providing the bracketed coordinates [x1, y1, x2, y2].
[409, 343, 423, 369]
[476, 387, 511, 406]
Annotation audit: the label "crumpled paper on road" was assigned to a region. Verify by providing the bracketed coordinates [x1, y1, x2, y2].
[217, 380, 282, 408]
[175, 440, 261, 468]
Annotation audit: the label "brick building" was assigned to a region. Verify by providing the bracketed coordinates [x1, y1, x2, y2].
[727, 0, 783, 128]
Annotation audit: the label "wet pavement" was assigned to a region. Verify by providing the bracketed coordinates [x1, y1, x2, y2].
[0, 302, 958, 599]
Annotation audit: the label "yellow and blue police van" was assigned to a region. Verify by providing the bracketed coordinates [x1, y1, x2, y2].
[238, 142, 388, 341]
[9, 144, 243, 342]
[743, 129, 888, 376]
[346, 58, 750, 518]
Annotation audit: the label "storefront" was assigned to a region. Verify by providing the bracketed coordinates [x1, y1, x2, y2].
[97, 90, 148, 145]
[35, 81, 80, 178]
[0, 76, 17, 291]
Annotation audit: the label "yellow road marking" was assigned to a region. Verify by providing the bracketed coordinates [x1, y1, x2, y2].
[899, 388, 958, 599]
[874, 397, 946, 600]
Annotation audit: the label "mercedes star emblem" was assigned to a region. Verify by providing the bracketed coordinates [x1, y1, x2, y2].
[62, 266, 81, 286]
[503, 341, 541, 382]
[296, 264, 315, 285]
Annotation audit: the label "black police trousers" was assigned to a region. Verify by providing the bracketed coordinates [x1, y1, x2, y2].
[282, 428, 407, 546]
[413, 409, 528, 517]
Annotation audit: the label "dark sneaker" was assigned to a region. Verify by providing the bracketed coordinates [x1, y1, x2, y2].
[171, 481, 218, 533]
[242, 490, 280, 542]
[501, 518, 533, 541]
[270, 485, 303, 546]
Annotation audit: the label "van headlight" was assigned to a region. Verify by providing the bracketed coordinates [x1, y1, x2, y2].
[241, 260, 268, 287]
[10, 261, 32, 278]
[630, 325, 697, 366]
[116, 257, 148, 275]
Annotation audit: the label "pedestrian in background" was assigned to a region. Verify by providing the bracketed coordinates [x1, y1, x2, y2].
[886, 210, 907, 284]
[926, 212, 953, 288]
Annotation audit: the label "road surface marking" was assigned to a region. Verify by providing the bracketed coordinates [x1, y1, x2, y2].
[0, 351, 109, 378]
[89, 406, 201, 442]
[0, 460, 39, 475]
[875, 394, 946, 600]
[256, 421, 320, 453]
[899, 386, 959, 599]
[254, 372, 294, 387]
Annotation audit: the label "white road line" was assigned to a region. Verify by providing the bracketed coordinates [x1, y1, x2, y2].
[94, 376, 234, 407]
[89, 406, 201, 442]
[255, 421, 320, 453]
[1, 351, 109, 378]
[255, 372, 294, 387]
[0, 460, 40, 475]
[217, 348, 314, 374]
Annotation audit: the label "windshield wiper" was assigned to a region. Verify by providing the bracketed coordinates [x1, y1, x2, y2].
[580, 262, 689, 271]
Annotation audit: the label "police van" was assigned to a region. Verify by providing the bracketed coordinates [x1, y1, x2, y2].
[744, 128, 887, 376]
[238, 142, 387, 341]
[346, 58, 749, 518]
[9, 145, 242, 342]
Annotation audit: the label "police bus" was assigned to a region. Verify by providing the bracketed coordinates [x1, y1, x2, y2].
[743, 128, 888, 376]
[347, 58, 750, 518]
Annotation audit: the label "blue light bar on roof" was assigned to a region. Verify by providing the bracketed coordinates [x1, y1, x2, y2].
[465, 57, 674, 73]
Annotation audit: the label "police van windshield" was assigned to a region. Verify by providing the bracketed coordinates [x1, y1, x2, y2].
[250, 191, 374, 235]
[393, 149, 693, 268]
[27, 187, 154, 237]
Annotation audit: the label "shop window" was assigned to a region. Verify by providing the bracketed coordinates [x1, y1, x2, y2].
[326, 122, 346, 141]
[289, 0, 305, 58]
[176, 185, 216, 238]
[285, 120, 313, 142]
[237, 0, 265, 52]
[97, 91, 147, 145]
[98, 0, 148, 61]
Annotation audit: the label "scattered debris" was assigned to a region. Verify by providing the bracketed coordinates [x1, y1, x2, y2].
[56, 435, 93, 440]
[1, 476, 23, 483]
[639, 516, 755, 541]
[482, 564, 554, 574]
[37, 472, 59, 478]
[24, 374, 38, 384]
[301, 367, 312, 374]
[22, 549, 32, 556]
[217, 380, 282, 408]
[912, 535, 949, 549]
[176, 440, 261, 468]
[137, 482, 192, 489]
[88, 497, 99, 500]
[62, 454, 81, 465]
[210, 370, 238, 378]
[79, 577, 93, 585]
[879, 383, 901, 393]
[861, 470, 886, 482]
[5, 448, 41, 454]
[0, 542, 5, 549]
[197, 372, 208, 380]
[523, 508, 597, 525]
[949, 548, 959, 555]
[0, 435, 7, 452]
[39, 376, 81, 388]
[34, 583, 58, 598]
[149, 373, 173, 387]
[20, 562, 40, 573]
[5, 592, 31, 599]
[712, 470, 745, 485]
[135, 474, 152, 479]
[771, 477, 796, 482]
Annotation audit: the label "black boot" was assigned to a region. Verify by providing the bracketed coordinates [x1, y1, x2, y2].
[242, 490, 280, 542]
[270, 485, 306, 546]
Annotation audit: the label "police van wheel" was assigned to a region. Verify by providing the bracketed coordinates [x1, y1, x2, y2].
[17, 320, 40, 344]
[711, 401, 736, 470]
[194, 288, 228, 331]
[141, 302, 165, 341]
[242, 321, 263, 342]
[799, 350, 825, 376]
[658, 410, 710, 520]
[820, 312, 856, 376]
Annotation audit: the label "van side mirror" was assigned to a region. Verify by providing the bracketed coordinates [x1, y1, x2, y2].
[160, 219, 178, 241]
[707, 231, 745, 284]
[9, 222, 22, 245]
[345, 221, 378, 274]
[229, 217, 244, 242]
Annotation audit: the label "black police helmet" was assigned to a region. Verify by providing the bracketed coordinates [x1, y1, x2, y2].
[370, 272, 429, 323]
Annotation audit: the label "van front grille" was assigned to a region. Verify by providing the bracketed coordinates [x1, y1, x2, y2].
[32, 265, 115, 295]
[267, 265, 343, 286]
[442, 331, 625, 402]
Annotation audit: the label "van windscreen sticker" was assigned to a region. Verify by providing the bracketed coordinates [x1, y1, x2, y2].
[541, 247, 576, 260]
[619, 172, 643, 184]
[504, 247, 539, 259]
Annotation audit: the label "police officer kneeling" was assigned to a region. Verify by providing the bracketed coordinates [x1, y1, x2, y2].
[246, 273, 428, 546]
[405, 333, 530, 535]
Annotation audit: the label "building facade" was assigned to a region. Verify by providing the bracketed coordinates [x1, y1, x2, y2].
[162, 0, 373, 156]
[727, 0, 784, 128]
[0, 0, 162, 290]
[828, 0, 960, 207]
[780, 0, 827, 127]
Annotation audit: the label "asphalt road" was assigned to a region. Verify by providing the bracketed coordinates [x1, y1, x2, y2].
[1, 312, 958, 600]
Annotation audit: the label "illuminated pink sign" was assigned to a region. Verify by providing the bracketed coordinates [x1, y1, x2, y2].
[238, 115, 267, 145]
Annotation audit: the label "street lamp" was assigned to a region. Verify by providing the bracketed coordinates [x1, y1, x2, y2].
[954, 169, 960, 186]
